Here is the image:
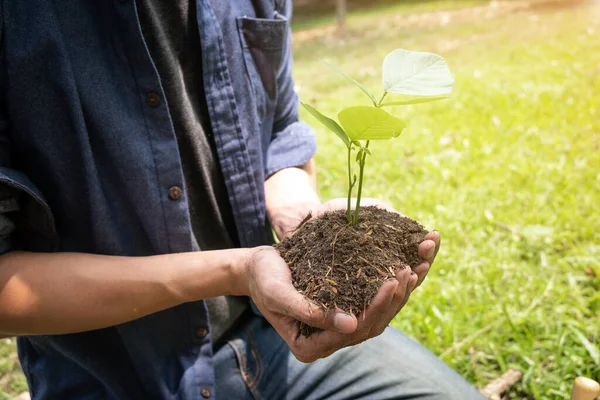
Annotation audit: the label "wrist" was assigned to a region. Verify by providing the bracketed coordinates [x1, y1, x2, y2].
[265, 168, 321, 217]
[228, 248, 254, 297]
[164, 249, 253, 302]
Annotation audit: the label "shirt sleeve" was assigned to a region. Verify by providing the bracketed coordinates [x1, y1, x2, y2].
[0, 16, 55, 255]
[0, 184, 20, 254]
[0, 28, 20, 254]
[265, 0, 317, 178]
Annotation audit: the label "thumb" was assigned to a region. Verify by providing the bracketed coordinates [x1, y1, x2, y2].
[275, 282, 358, 334]
[255, 246, 358, 334]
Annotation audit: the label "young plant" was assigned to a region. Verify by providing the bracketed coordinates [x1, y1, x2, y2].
[302, 49, 455, 225]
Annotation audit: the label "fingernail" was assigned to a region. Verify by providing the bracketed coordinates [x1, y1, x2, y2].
[333, 313, 356, 334]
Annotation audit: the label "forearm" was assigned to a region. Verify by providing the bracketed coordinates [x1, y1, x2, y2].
[297, 157, 317, 191]
[0, 249, 248, 336]
[265, 158, 319, 209]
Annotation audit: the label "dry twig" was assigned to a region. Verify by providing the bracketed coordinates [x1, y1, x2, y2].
[479, 369, 523, 400]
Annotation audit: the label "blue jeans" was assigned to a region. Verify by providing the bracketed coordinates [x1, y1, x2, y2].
[214, 312, 486, 399]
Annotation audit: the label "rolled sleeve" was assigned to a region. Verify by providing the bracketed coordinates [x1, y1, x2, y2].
[0, 184, 19, 254]
[0, 26, 56, 254]
[265, 120, 316, 178]
[0, 168, 57, 254]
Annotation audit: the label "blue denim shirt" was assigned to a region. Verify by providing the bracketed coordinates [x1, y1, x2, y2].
[0, 0, 315, 398]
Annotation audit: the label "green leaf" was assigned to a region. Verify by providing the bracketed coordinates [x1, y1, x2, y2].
[570, 327, 600, 366]
[338, 106, 406, 140]
[301, 102, 350, 147]
[356, 149, 363, 162]
[382, 49, 454, 96]
[320, 59, 378, 105]
[363, 148, 372, 155]
[380, 95, 450, 107]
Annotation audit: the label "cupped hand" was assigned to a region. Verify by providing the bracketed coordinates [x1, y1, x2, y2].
[238, 246, 358, 362]
[260, 198, 440, 361]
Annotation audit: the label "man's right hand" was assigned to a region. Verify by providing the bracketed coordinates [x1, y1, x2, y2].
[233, 246, 416, 363]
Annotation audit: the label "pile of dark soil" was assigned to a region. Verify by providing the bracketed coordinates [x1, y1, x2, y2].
[274, 206, 428, 336]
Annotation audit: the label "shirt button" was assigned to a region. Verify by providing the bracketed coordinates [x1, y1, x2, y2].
[201, 388, 211, 398]
[168, 186, 183, 201]
[146, 92, 161, 107]
[195, 327, 208, 339]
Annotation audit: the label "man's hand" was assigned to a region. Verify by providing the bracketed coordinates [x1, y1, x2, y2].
[263, 167, 440, 361]
[235, 236, 438, 363]
[235, 246, 357, 362]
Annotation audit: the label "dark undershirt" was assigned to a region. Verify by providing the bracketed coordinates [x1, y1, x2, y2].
[136, 0, 248, 343]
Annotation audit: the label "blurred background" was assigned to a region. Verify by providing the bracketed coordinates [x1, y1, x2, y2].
[1, 1, 599, 399]
[292, 0, 599, 399]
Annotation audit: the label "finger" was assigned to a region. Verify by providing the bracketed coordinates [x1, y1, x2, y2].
[397, 272, 419, 313]
[312, 272, 410, 352]
[390, 268, 411, 314]
[291, 325, 352, 361]
[418, 239, 436, 264]
[352, 278, 398, 337]
[412, 262, 430, 288]
[423, 230, 441, 260]
[370, 269, 411, 336]
[294, 278, 400, 358]
[261, 310, 345, 363]
[273, 285, 358, 334]
[255, 250, 358, 335]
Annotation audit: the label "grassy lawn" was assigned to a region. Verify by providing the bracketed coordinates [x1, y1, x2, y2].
[2, 1, 599, 399]
[0, 338, 27, 399]
[294, 0, 600, 398]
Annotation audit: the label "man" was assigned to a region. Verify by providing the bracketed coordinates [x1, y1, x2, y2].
[0, 1, 485, 399]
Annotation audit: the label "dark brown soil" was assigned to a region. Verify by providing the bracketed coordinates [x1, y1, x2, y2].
[274, 206, 428, 336]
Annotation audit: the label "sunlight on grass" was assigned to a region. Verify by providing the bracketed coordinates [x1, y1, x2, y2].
[293, 1, 600, 399]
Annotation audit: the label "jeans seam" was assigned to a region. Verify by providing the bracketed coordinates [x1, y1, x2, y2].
[228, 332, 263, 400]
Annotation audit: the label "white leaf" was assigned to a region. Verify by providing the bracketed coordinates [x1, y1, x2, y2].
[382, 49, 454, 96]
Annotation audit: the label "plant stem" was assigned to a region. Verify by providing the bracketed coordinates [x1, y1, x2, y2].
[353, 140, 370, 224]
[346, 145, 353, 223]
[376, 91, 388, 107]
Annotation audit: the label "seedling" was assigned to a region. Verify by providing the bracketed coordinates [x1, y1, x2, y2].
[301, 49, 455, 224]
[276, 49, 455, 337]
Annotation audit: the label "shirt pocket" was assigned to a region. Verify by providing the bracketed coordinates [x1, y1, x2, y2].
[236, 14, 288, 121]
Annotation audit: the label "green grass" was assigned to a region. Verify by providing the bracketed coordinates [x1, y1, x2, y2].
[2, 1, 599, 399]
[295, 1, 600, 398]
[0, 338, 27, 399]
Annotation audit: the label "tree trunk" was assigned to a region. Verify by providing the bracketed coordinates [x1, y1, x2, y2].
[336, 0, 346, 33]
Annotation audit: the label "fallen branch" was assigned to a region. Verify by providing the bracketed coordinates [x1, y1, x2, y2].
[479, 369, 523, 400]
